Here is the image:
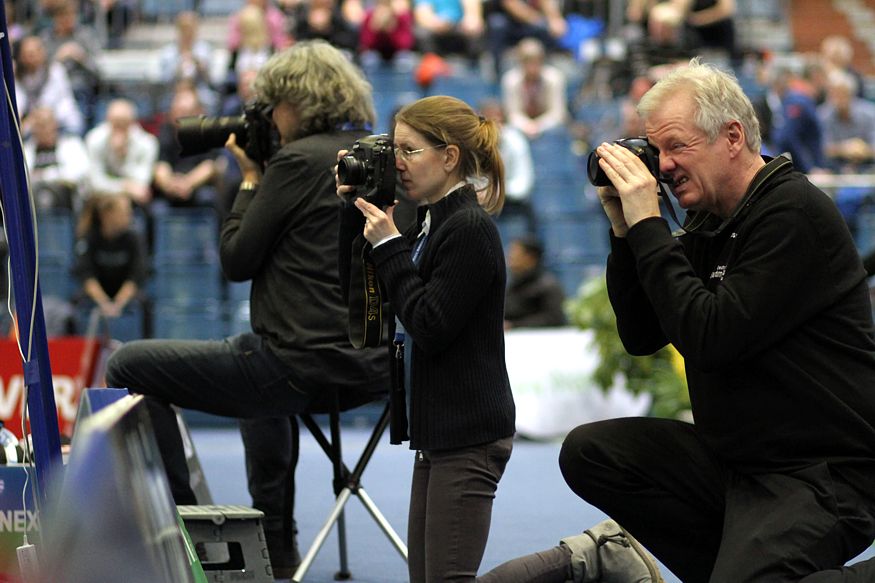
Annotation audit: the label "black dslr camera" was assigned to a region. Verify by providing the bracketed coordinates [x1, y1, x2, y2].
[175, 101, 278, 167]
[587, 137, 661, 187]
[337, 134, 396, 208]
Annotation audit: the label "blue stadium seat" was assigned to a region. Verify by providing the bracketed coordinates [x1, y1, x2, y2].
[39, 259, 75, 300]
[363, 61, 424, 133]
[539, 211, 610, 264]
[574, 97, 623, 145]
[494, 213, 531, 250]
[426, 72, 499, 109]
[76, 303, 146, 343]
[226, 280, 251, 303]
[199, 0, 241, 16]
[226, 299, 251, 336]
[549, 258, 606, 299]
[531, 181, 590, 217]
[855, 208, 875, 256]
[153, 208, 220, 265]
[138, 0, 195, 21]
[152, 262, 223, 303]
[37, 208, 75, 263]
[153, 299, 225, 340]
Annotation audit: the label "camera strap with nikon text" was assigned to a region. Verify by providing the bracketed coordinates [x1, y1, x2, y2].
[348, 234, 385, 349]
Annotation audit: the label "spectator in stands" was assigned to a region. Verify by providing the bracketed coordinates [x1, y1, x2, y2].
[485, 0, 566, 78]
[620, 75, 655, 136]
[227, 0, 292, 64]
[23, 107, 89, 211]
[762, 64, 827, 173]
[288, 0, 360, 55]
[226, 4, 277, 94]
[413, 0, 484, 65]
[622, 1, 693, 87]
[358, 0, 416, 65]
[152, 87, 223, 211]
[818, 69, 875, 173]
[501, 37, 568, 140]
[39, 0, 102, 129]
[13, 34, 84, 137]
[5, 2, 28, 45]
[820, 34, 866, 99]
[105, 41, 389, 579]
[626, 0, 735, 60]
[480, 98, 535, 233]
[504, 234, 566, 329]
[84, 98, 159, 207]
[680, 0, 736, 60]
[72, 194, 148, 325]
[158, 11, 219, 116]
[80, 0, 134, 49]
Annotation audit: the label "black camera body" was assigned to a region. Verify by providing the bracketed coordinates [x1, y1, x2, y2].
[587, 137, 661, 187]
[337, 134, 396, 209]
[175, 101, 278, 167]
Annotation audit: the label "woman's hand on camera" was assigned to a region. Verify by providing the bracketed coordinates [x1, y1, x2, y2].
[225, 133, 263, 184]
[596, 142, 660, 230]
[354, 197, 399, 245]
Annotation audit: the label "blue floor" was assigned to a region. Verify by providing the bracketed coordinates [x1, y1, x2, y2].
[191, 426, 875, 583]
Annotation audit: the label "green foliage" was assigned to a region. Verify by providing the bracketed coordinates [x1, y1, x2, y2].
[566, 275, 690, 419]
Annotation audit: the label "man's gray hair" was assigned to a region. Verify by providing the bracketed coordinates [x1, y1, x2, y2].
[638, 58, 762, 153]
[255, 40, 375, 139]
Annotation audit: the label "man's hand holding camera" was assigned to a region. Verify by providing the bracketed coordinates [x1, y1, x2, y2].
[226, 133, 264, 185]
[595, 142, 662, 238]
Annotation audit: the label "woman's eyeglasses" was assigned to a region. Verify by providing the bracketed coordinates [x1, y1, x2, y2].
[393, 144, 447, 161]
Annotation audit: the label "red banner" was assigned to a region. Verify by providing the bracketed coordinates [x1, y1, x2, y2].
[0, 337, 102, 440]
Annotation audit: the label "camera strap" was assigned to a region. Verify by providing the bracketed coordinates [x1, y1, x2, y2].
[347, 234, 385, 349]
[661, 155, 793, 238]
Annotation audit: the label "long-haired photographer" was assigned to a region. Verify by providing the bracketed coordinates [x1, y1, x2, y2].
[106, 40, 389, 578]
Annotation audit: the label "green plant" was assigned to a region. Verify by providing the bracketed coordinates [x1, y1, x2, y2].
[566, 275, 690, 420]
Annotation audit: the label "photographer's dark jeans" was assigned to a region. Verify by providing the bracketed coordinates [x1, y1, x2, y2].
[408, 437, 513, 582]
[239, 415, 301, 572]
[559, 417, 875, 583]
[105, 333, 315, 551]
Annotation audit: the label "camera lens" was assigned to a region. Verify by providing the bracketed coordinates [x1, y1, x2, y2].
[587, 151, 611, 187]
[176, 115, 247, 157]
[338, 156, 368, 186]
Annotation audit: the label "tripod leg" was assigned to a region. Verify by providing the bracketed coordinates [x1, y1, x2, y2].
[335, 508, 351, 580]
[291, 488, 353, 583]
[357, 487, 409, 560]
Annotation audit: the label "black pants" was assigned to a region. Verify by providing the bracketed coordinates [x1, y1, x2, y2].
[239, 416, 301, 572]
[105, 333, 321, 571]
[408, 437, 514, 582]
[559, 417, 875, 583]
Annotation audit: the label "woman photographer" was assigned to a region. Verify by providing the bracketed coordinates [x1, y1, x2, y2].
[337, 95, 516, 582]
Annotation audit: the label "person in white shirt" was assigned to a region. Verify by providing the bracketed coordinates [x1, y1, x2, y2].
[84, 99, 159, 206]
[500, 37, 568, 139]
[24, 107, 89, 211]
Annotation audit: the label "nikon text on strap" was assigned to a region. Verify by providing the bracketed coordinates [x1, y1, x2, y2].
[347, 234, 384, 348]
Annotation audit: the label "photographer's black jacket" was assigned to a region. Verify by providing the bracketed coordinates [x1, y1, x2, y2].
[220, 130, 388, 408]
[607, 157, 875, 481]
[341, 186, 516, 450]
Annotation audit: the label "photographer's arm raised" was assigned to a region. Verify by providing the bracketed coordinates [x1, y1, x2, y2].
[595, 142, 661, 234]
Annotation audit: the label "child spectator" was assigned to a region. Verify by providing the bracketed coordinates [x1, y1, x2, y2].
[73, 194, 149, 326]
